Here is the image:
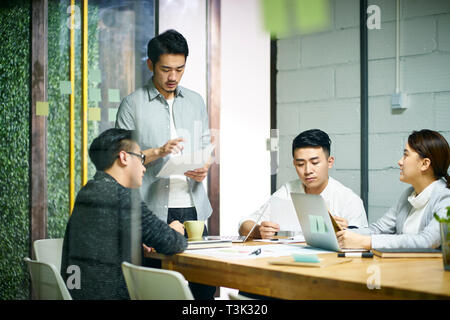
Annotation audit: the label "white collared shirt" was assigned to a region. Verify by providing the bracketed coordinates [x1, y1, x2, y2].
[239, 176, 368, 230]
[167, 98, 194, 208]
[403, 181, 438, 235]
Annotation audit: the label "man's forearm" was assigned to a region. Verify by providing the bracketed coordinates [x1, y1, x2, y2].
[142, 147, 163, 165]
[238, 220, 261, 238]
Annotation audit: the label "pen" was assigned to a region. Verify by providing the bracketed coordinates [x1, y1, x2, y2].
[338, 252, 373, 258]
[249, 248, 262, 256]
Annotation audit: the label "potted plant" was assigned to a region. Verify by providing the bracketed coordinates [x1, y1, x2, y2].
[434, 206, 450, 271]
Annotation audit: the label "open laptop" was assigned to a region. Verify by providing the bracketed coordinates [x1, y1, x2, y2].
[206, 202, 268, 243]
[290, 193, 367, 252]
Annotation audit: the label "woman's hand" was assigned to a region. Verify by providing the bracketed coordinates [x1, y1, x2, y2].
[336, 230, 372, 250]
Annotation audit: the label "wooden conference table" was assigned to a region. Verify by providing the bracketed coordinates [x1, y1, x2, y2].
[148, 242, 450, 300]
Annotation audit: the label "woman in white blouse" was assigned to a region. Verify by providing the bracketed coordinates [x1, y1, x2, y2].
[337, 129, 450, 249]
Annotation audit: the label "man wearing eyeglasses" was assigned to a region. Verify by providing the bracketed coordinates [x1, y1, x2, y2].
[61, 128, 187, 300]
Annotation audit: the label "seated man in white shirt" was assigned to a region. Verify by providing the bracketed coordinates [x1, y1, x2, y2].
[239, 129, 368, 239]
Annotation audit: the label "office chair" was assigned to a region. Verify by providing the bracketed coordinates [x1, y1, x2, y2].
[121, 261, 194, 300]
[24, 257, 72, 300]
[33, 238, 64, 272]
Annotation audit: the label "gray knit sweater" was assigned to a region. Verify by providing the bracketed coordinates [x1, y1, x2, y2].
[61, 171, 187, 300]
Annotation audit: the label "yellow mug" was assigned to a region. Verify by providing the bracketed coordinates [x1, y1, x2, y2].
[183, 220, 205, 240]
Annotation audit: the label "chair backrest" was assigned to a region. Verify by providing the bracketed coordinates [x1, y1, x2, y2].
[24, 257, 72, 300]
[121, 261, 194, 300]
[33, 238, 64, 272]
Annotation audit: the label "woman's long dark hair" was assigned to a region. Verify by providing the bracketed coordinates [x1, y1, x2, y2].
[408, 129, 450, 189]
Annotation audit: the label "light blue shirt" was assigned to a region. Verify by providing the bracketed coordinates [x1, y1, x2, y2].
[115, 79, 212, 223]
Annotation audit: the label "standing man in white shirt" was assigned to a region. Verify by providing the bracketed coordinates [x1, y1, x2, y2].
[239, 129, 368, 239]
[116, 29, 215, 299]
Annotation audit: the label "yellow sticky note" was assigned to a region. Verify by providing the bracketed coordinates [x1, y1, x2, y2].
[88, 107, 101, 121]
[36, 101, 49, 116]
[295, 0, 330, 33]
[261, 0, 289, 38]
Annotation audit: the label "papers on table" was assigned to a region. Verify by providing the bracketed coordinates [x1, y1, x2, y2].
[156, 144, 215, 178]
[269, 198, 302, 232]
[186, 244, 333, 260]
[254, 234, 306, 243]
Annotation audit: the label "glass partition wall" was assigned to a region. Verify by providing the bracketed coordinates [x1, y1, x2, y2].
[276, 0, 450, 224]
[367, 0, 450, 223]
[46, 0, 155, 238]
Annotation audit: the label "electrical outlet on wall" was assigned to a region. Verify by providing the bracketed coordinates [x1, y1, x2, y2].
[266, 137, 279, 152]
[391, 93, 408, 110]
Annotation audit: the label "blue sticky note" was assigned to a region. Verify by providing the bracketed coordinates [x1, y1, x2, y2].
[108, 108, 118, 122]
[89, 88, 101, 102]
[60, 81, 72, 95]
[108, 89, 120, 103]
[309, 215, 327, 234]
[89, 69, 102, 83]
[292, 254, 320, 263]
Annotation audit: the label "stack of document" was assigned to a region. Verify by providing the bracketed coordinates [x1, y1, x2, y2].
[156, 144, 215, 178]
[186, 239, 232, 250]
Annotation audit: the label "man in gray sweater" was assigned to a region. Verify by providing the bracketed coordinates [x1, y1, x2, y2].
[61, 128, 187, 300]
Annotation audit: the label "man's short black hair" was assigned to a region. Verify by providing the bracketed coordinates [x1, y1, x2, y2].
[89, 128, 137, 171]
[292, 129, 331, 157]
[147, 29, 189, 65]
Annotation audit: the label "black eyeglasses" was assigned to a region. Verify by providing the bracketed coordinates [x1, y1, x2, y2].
[126, 151, 146, 165]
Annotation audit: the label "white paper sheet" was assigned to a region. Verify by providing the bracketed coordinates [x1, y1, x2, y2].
[156, 144, 215, 178]
[269, 198, 302, 232]
[186, 244, 332, 260]
[254, 234, 306, 243]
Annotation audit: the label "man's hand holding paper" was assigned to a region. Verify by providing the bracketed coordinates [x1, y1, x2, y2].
[158, 137, 185, 157]
[156, 144, 215, 178]
[185, 164, 210, 182]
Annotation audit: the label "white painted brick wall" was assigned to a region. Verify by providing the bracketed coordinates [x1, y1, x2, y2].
[435, 92, 450, 131]
[277, 104, 300, 136]
[403, 53, 450, 93]
[330, 133, 361, 170]
[335, 63, 359, 98]
[369, 169, 405, 206]
[401, 16, 437, 55]
[368, 22, 396, 60]
[368, 94, 435, 133]
[297, 99, 360, 134]
[438, 14, 450, 51]
[368, 59, 396, 96]
[335, 0, 359, 29]
[301, 28, 360, 67]
[368, 133, 408, 170]
[276, 0, 450, 223]
[277, 67, 334, 103]
[403, 0, 450, 19]
[277, 37, 301, 70]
